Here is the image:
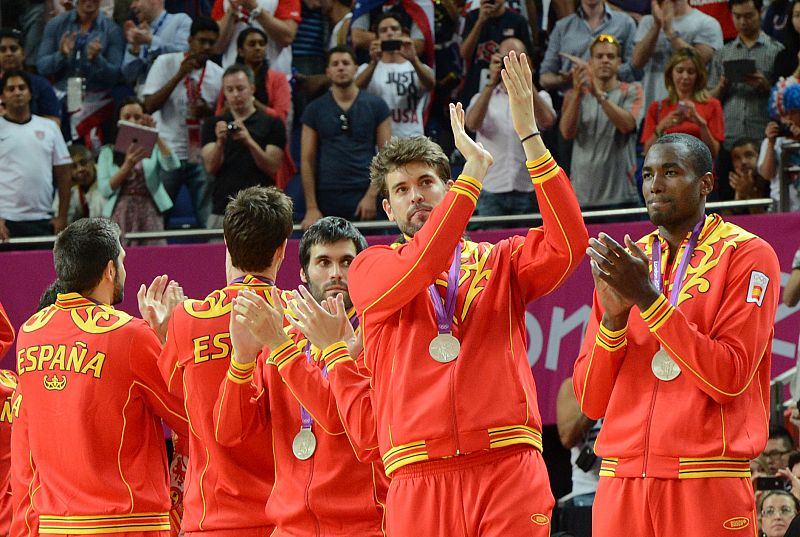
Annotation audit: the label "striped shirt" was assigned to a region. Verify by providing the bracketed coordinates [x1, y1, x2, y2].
[293, 4, 326, 58]
[708, 32, 784, 150]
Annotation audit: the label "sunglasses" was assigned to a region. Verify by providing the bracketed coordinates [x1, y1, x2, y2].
[339, 113, 350, 133]
[594, 34, 619, 45]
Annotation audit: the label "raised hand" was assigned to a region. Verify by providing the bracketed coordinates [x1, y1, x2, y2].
[322, 294, 363, 358]
[501, 51, 537, 139]
[286, 286, 349, 351]
[230, 288, 290, 363]
[450, 102, 493, 179]
[137, 274, 180, 343]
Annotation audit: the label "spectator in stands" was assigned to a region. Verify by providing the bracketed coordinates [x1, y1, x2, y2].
[37, 0, 125, 146]
[786, 248, 800, 307]
[201, 64, 285, 229]
[349, 2, 428, 64]
[325, 0, 352, 50]
[142, 16, 223, 228]
[291, 0, 327, 119]
[556, 377, 601, 507]
[763, 0, 790, 41]
[299, 46, 391, 229]
[0, 28, 60, 124]
[708, 0, 783, 201]
[773, 0, 800, 78]
[460, 0, 532, 104]
[690, 0, 735, 41]
[540, 0, 637, 92]
[121, 0, 192, 89]
[57, 144, 105, 223]
[760, 491, 800, 537]
[356, 12, 434, 138]
[726, 139, 770, 213]
[227, 27, 294, 189]
[560, 34, 644, 212]
[762, 426, 795, 475]
[0, 70, 71, 242]
[97, 97, 177, 246]
[212, 0, 301, 76]
[465, 37, 555, 219]
[632, 0, 722, 111]
[776, 451, 800, 501]
[758, 82, 800, 212]
[641, 48, 724, 158]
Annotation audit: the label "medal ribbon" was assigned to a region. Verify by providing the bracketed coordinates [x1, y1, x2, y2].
[651, 218, 704, 305]
[142, 11, 168, 58]
[427, 245, 461, 335]
[299, 312, 359, 430]
[184, 60, 207, 105]
[229, 274, 275, 286]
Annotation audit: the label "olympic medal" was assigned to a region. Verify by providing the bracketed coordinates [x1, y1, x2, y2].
[429, 333, 461, 363]
[292, 428, 317, 460]
[651, 347, 681, 381]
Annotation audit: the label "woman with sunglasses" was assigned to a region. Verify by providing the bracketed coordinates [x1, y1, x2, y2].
[640, 47, 724, 157]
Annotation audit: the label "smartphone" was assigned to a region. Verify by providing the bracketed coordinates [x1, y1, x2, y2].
[755, 477, 792, 491]
[381, 40, 402, 52]
[677, 101, 688, 116]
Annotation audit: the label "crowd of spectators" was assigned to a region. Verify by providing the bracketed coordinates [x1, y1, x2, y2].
[1, 0, 799, 247]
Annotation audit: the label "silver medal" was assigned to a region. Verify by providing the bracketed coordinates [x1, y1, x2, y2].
[651, 347, 681, 381]
[429, 333, 461, 363]
[292, 428, 317, 460]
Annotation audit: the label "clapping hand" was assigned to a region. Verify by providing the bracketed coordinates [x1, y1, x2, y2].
[450, 102, 493, 179]
[287, 286, 352, 352]
[230, 288, 291, 364]
[137, 275, 185, 344]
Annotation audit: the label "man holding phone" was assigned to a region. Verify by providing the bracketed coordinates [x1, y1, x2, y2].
[355, 12, 434, 138]
[708, 0, 782, 201]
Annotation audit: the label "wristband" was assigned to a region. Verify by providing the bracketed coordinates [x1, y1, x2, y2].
[520, 131, 541, 144]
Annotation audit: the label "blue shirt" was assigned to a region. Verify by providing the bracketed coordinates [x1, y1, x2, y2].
[121, 10, 192, 86]
[36, 10, 125, 92]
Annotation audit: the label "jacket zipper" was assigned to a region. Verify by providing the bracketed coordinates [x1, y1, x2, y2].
[642, 381, 659, 477]
[304, 454, 320, 537]
[449, 366, 460, 455]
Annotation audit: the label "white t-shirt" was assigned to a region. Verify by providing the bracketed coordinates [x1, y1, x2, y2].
[357, 60, 431, 138]
[0, 115, 71, 221]
[757, 136, 800, 212]
[142, 52, 224, 160]
[219, 0, 294, 76]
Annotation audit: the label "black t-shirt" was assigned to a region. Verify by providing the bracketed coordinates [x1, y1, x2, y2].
[201, 109, 286, 215]
[460, 9, 533, 104]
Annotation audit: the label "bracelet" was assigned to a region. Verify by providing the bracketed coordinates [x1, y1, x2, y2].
[520, 131, 541, 144]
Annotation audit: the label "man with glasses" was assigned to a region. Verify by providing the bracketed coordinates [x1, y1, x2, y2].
[299, 45, 391, 230]
[559, 33, 643, 214]
[764, 426, 795, 475]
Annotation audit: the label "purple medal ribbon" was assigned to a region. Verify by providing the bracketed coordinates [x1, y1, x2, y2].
[427, 245, 461, 335]
[651, 218, 705, 305]
[298, 312, 359, 429]
[229, 274, 275, 286]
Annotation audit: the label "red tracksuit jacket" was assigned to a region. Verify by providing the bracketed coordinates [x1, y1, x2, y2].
[0, 303, 17, 536]
[573, 214, 780, 479]
[326, 151, 587, 475]
[12, 293, 188, 536]
[214, 321, 388, 537]
[158, 275, 276, 536]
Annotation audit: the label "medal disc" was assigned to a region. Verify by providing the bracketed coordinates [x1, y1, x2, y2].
[292, 428, 317, 460]
[651, 348, 681, 381]
[429, 333, 461, 363]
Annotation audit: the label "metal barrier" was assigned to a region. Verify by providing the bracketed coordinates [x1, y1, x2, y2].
[772, 366, 797, 426]
[780, 143, 800, 213]
[3, 198, 775, 245]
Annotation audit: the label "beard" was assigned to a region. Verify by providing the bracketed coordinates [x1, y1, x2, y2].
[307, 280, 353, 311]
[397, 203, 434, 237]
[112, 272, 124, 305]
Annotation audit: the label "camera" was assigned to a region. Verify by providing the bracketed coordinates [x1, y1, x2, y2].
[381, 40, 402, 52]
[778, 123, 794, 138]
[756, 476, 793, 491]
[226, 121, 240, 133]
[575, 444, 598, 472]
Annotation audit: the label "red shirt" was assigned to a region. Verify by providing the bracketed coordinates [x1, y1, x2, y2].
[158, 276, 277, 535]
[13, 293, 188, 536]
[211, 0, 301, 22]
[640, 98, 725, 146]
[333, 152, 588, 476]
[573, 215, 780, 479]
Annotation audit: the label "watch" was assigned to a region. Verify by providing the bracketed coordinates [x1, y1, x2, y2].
[597, 91, 609, 103]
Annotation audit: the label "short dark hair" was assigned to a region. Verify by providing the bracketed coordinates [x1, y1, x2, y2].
[223, 186, 294, 273]
[0, 28, 22, 46]
[237, 27, 268, 50]
[372, 11, 408, 33]
[729, 0, 762, 11]
[190, 16, 219, 37]
[222, 63, 255, 85]
[54, 218, 121, 294]
[370, 136, 451, 199]
[731, 138, 760, 153]
[769, 425, 796, 449]
[652, 133, 713, 178]
[326, 45, 357, 65]
[0, 69, 30, 93]
[299, 217, 368, 274]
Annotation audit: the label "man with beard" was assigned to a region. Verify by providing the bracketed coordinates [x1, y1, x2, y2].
[0, 28, 60, 124]
[11, 218, 188, 536]
[299, 45, 391, 229]
[142, 16, 223, 227]
[0, 70, 71, 242]
[268, 52, 586, 537]
[574, 133, 780, 536]
[213, 216, 389, 536]
[727, 138, 770, 214]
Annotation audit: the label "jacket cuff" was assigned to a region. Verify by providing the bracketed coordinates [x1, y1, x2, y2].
[596, 322, 628, 352]
[267, 339, 301, 371]
[527, 150, 560, 184]
[322, 341, 353, 372]
[227, 358, 256, 384]
[640, 294, 675, 332]
[450, 175, 482, 205]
